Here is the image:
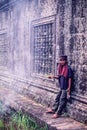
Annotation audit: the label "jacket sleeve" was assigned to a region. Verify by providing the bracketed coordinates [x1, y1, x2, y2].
[68, 67, 73, 78]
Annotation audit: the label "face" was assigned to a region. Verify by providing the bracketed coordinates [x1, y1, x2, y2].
[59, 59, 66, 65]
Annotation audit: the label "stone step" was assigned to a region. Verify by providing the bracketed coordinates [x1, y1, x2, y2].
[0, 85, 87, 130]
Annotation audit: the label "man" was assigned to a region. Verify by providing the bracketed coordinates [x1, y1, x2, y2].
[46, 55, 73, 118]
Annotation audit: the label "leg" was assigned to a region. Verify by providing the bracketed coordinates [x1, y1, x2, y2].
[52, 90, 67, 118]
[56, 90, 67, 115]
[46, 90, 62, 113]
[52, 90, 62, 112]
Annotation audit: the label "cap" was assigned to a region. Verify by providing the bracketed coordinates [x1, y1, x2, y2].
[59, 55, 67, 60]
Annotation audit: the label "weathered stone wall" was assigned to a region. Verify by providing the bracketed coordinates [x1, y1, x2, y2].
[65, 0, 87, 123]
[0, 0, 87, 123]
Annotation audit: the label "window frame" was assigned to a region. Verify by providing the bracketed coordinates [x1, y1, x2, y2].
[30, 15, 56, 79]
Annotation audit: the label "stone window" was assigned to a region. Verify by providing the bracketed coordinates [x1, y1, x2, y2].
[31, 16, 56, 77]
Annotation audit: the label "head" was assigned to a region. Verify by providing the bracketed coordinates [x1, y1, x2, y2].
[59, 55, 68, 66]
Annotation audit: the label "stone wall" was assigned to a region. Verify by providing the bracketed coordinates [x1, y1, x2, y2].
[0, 0, 87, 123]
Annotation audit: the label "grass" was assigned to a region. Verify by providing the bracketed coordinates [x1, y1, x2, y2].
[0, 111, 48, 130]
[0, 101, 48, 130]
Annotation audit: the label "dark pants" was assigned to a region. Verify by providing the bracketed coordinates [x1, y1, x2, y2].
[52, 89, 67, 115]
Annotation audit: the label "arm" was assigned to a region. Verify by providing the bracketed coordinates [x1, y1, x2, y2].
[48, 75, 59, 79]
[67, 78, 72, 95]
[67, 67, 73, 95]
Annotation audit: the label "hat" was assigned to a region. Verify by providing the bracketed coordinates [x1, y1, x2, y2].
[59, 55, 67, 60]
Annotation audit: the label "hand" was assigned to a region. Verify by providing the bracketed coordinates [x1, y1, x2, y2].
[67, 89, 70, 99]
[48, 76, 53, 79]
[67, 88, 70, 95]
[67, 93, 70, 99]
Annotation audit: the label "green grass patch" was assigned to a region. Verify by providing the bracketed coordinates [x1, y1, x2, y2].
[0, 111, 48, 130]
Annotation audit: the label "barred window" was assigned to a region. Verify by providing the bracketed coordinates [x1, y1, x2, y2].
[32, 16, 55, 77]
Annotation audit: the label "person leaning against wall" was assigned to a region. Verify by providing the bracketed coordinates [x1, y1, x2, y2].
[46, 55, 73, 118]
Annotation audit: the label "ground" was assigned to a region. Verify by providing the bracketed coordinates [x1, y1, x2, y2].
[0, 85, 87, 130]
